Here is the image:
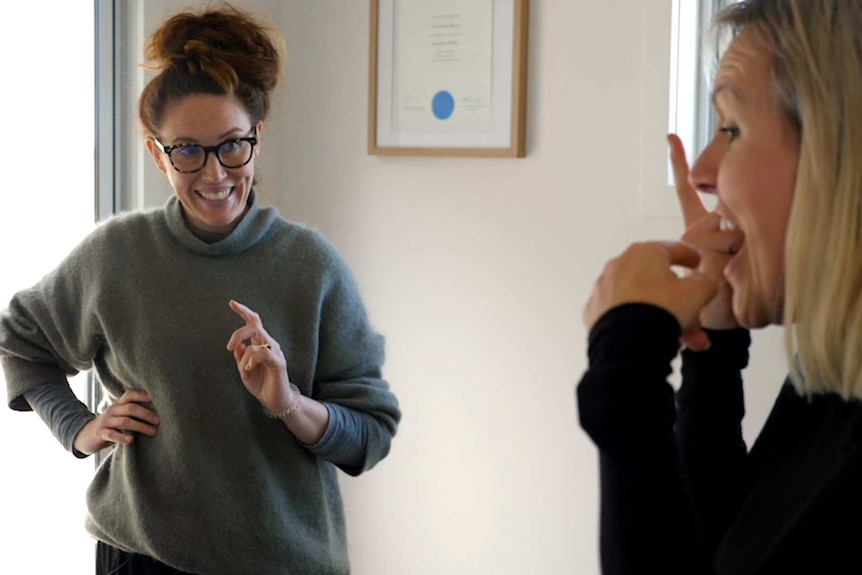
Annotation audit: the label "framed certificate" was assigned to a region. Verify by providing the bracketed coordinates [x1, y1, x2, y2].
[368, 0, 530, 157]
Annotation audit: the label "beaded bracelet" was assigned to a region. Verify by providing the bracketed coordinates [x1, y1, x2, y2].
[262, 382, 302, 419]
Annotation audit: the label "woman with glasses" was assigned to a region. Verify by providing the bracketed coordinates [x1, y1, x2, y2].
[0, 3, 399, 574]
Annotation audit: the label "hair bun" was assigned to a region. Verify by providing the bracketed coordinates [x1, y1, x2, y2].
[139, 2, 284, 135]
[143, 3, 282, 93]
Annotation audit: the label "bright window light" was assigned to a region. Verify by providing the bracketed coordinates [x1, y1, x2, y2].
[0, 4, 96, 574]
[668, 0, 701, 175]
[668, 0, 741, 183]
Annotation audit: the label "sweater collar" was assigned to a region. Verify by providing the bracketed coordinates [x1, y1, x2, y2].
[164, 187, 278, 256]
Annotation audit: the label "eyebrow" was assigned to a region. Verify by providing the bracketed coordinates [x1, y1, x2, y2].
[711, 82, 743, 106]
[168, 127, 252, 144]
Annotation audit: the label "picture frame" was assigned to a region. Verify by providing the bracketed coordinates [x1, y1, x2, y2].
[368, 0, 530, 158]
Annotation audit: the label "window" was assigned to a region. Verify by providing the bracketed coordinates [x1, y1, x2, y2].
[0, 5, 96, 572]
[640, 0, 741, 217]
[668, 0, 741, 171]
[0, 2, 141, 571]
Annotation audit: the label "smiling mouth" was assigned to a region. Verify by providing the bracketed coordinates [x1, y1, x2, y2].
[197, 188, 232, 201]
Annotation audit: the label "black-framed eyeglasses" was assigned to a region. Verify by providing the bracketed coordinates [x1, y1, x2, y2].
[153, 128, 258, 173]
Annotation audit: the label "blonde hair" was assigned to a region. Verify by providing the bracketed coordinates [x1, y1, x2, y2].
[713, 0, 862, 399]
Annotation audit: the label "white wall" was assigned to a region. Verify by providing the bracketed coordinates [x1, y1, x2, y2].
[137, 1, 788, 573]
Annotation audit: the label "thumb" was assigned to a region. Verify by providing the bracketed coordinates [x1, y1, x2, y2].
[681, 325, 712, 351]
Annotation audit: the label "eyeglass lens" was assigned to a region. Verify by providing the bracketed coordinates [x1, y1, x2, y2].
[170, 140, 253, 172]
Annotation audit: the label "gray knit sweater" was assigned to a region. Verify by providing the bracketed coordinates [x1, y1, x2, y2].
[0, 191, 400, 574]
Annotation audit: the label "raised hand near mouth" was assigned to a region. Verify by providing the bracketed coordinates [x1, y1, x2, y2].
[668, 133, 742, 348]
[583, 240, 720, 343]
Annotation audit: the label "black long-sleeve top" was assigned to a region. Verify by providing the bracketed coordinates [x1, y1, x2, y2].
[577, 303, 862, 574]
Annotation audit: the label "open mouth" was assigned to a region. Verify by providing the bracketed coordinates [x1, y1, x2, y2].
[719, 218, 738, 232]
[719, 217, 745, 255]
[197, 187, 233, 201]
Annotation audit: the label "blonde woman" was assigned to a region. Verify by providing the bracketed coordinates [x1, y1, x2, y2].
[579, 1, 862, 573]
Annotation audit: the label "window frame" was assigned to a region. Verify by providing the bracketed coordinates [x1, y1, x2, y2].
[668, 0, 739, 166]
[93, 0, 144, 464]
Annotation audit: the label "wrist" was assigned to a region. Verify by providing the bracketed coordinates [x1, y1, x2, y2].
[72, 418, 104, 455]
[262, 382, 302, 420]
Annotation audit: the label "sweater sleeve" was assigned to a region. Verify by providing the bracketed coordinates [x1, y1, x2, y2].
[304, 402, 365, 471]
[1, 233, 103, 411]
[22, 381, 96, 458]
[676, 327, 751, 551]
[577, 303, 713, 575]
[308, 239, 400, 476]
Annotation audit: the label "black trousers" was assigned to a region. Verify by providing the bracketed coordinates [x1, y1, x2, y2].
[96, 542, 194, 575]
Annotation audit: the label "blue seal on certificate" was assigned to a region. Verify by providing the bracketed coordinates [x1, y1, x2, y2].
[432, 90, 455, 120]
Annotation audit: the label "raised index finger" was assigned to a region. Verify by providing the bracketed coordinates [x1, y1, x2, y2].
[229, 299, 259, 325]
[668, 133, 707, 227]
[226, 300, 270, 351]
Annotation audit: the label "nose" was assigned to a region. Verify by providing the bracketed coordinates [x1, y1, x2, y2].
[688, 139, 721, 196]
[199, 150, 227, 182]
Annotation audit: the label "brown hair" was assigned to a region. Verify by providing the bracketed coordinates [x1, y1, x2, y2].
[138, 2, 284, 137]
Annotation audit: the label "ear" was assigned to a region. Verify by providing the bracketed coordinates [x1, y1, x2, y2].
[254, 122, 264, 156]
[145, 138, 169, 175]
